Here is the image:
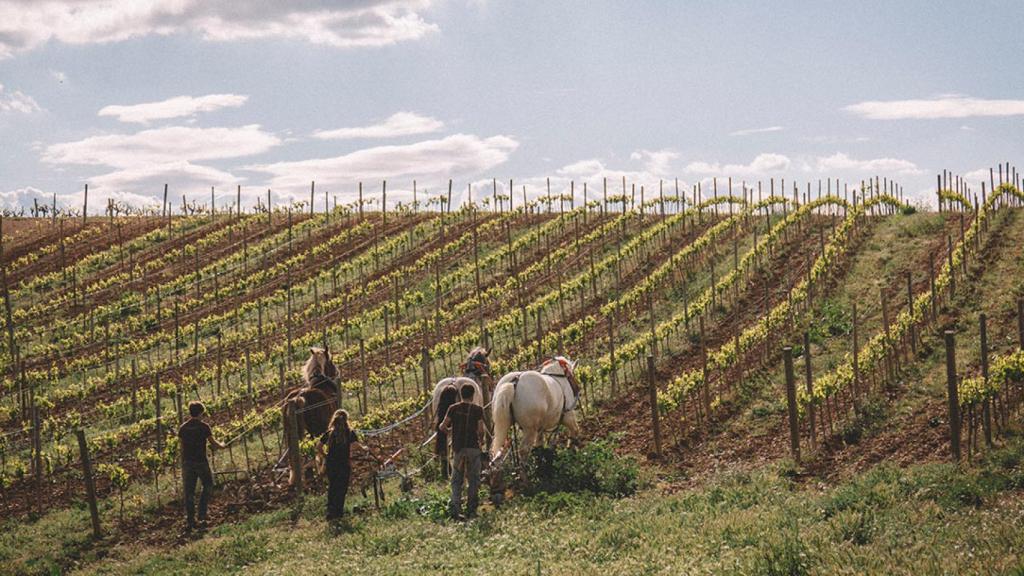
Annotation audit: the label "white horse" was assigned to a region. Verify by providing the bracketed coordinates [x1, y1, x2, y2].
[489, 356, 581, 462]
[431, 376, 485, 423]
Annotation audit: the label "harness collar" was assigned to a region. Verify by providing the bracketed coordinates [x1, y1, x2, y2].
[540, 357, 573, 379]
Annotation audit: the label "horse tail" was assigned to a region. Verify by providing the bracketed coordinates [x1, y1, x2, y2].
[435, 386, 458, 459]
[490, 376, 517, 458]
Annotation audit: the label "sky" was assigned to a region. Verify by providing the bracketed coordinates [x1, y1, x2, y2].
[0, 0, 1022, 213]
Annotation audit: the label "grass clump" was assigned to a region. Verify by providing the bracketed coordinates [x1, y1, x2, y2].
[520, 437, 639, 498]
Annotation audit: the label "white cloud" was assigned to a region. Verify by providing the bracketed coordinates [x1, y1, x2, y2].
[0, 0, 439, 59]
[629, 149, 678, 175]
[89, 161, 240, 194]
[0, 186, 163, 213]
[467, 152, 695, 210]
[685, 153, 791, 176]
[43, 124, 281, 167]
[0, 83, 41, 113]
[844, 95, 1024, 120]
[41, 124, 279, 197]
[962, 168, 991, 185]
[961, 167, 1018, 189]
[0, 186, 53, 211]
[313, 111, 443, 140]
[98, 93, 248, 124]
[815, 152, 923, 175]
[246, 133, 518, 194]
[729, 126, 784, 137]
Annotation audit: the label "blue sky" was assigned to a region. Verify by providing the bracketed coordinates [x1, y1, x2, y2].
[0, 0, 1022, 212]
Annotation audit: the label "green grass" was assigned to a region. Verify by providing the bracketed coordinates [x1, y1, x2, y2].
[59, 434, 1024, 576]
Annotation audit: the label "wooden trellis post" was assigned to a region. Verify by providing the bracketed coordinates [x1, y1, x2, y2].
[647, 355, 662, 459]
[907, 272, 917, 356]
[1018, 298, 1024, 350]
[852, 302, 861, 408]
[608, 311, 617, 398]
[944, 330, 961, 462]
[285, 399, 303, 494]
[76, 429, 102, 538]
[980, 313, 992, 447]
[783, 346, 800, 464]
[804, 331, 816, 451]
[155, 372, 163, 453]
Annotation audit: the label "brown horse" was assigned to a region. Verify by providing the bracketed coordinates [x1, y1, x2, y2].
[283, 347, 340, 484]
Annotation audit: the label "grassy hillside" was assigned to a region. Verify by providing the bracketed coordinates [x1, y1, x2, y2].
[73, 435, 1024, 575]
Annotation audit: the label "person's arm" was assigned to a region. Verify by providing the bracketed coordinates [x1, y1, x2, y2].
[439, 405, 453, 432]
[477, 415, 485, 445]
[353, 441, 377, 461]
[207, 424, 227, 450]
[352, 433, 381, 463]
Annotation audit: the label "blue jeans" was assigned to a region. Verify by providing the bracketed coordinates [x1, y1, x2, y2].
[450, 448, 481, 517]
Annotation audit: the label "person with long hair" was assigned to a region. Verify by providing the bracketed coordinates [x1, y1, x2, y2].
[316, 409, 368, 520]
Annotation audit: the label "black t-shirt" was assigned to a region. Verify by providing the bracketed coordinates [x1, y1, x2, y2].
[445, 402, 484, 451]
[319, 429, 359, 472]
[178, 418, 212, 464]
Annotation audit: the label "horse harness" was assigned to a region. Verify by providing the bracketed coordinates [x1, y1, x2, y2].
[540, 359, 580, 411]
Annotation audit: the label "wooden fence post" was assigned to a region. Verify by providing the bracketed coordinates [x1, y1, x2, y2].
[980, 313, 992, 447]
[75, 429, 102, 538]
[783, 346, 800, 464]
[286, 399, 303, 495]
[647, 355, 662, 459]
[944, 330, 961, 462]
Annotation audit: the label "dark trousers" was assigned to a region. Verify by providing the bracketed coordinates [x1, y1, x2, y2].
[326, 467, 351, 519]
[182, 460, 213, 528]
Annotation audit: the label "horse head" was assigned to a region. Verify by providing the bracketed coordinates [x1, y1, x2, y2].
[304, 347, 340, 389]
[540, 356, 581, 400]
[462, 347, 493, 385]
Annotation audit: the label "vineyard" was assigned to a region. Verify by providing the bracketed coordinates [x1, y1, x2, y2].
[2, 168, 1024, 575]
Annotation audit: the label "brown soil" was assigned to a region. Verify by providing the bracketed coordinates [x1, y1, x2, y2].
[7, 219, 164, 288]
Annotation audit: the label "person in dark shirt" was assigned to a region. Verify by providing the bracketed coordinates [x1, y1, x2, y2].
[177, 401, 226, 531]
[316, 409, 369, 520]
[440, 384, 485, 520]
